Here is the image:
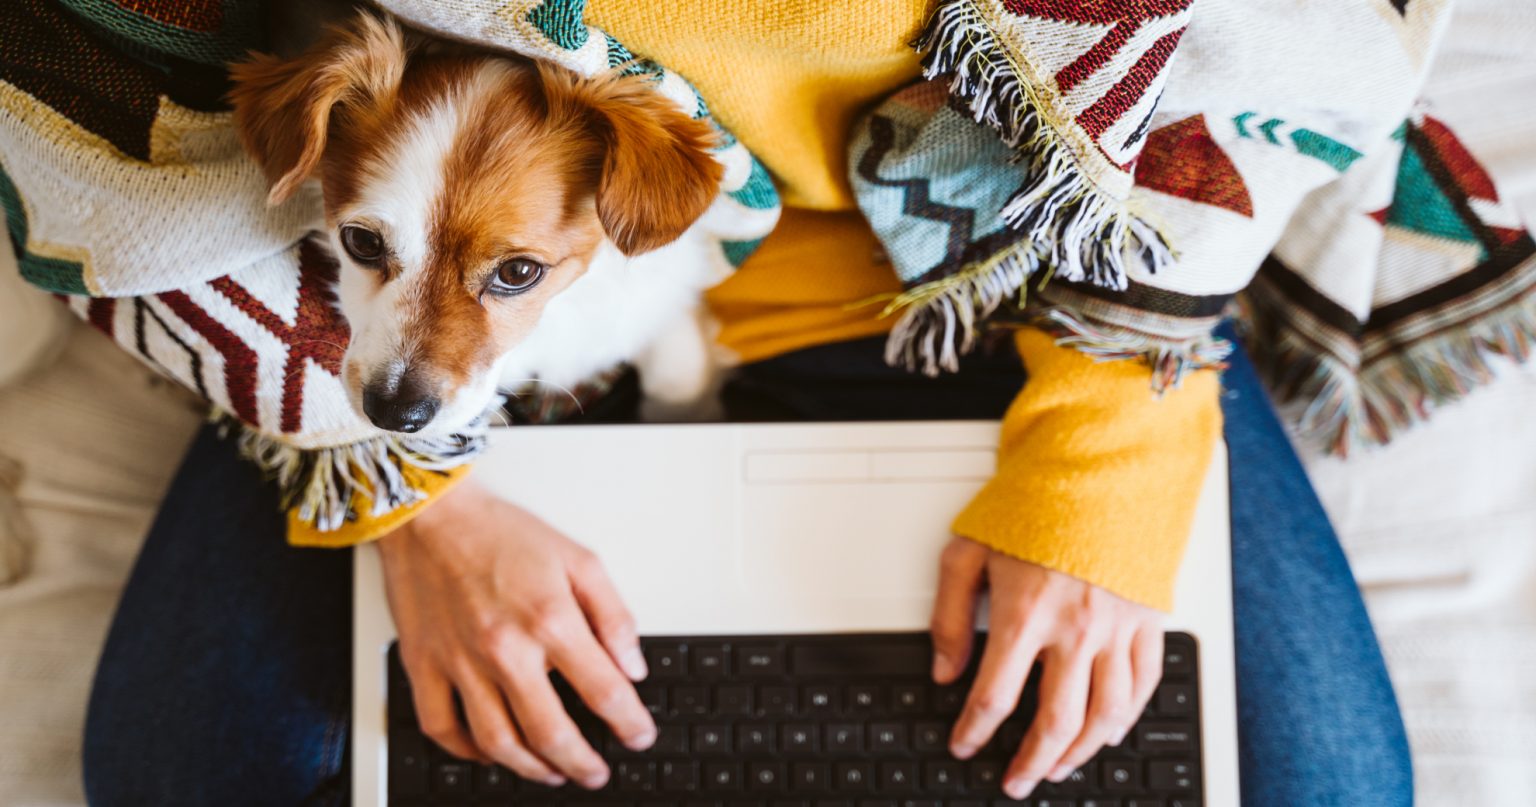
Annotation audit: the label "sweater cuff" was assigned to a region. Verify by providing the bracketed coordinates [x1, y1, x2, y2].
[951, 328, 1223, 611]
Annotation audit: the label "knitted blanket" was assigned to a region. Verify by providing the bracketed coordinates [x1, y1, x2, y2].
[4, 0, 1534, 534]
[855, 0, 1536, 453]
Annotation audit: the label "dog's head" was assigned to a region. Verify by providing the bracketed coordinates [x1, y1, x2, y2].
[230, 14, 721, 434]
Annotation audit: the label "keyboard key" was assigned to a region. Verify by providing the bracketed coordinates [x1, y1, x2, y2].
[835, 762, 873, 790]
[653, 724, 688, 754]
[760, 686, 798, 716]
[738, 724, 776, 754]
[847, 685, 882, 713]
[1136, 724, 1194, 753]
[695, 725, 732, 754]
[913, 722, 947, 753]
[826, 723, 864, 754]
[891, 685, 927, 714]
[924, 761, 963, 792]
[1163, 644, 1194, 679]
[477, 765, 515, 794]
[1168, 799, 1201, 807]
[638, 683, 668, 717]
[717, 684, 755, 716]
[803, 685, 840, 715]
[870, 722, 908, 753]
[704, 762, 743, 791]
[749, 762, 788, 792]
[1082, 800, 1124, 807]
[1157, 685, 1195, 717]
[783, 723, 819, 754]
[1148, 761, 1197, 791]
[879, 761, 917, 792]
[968, 760, 1002, 790]
[388, 735, 429, 796]
[662, 760, 700, 792]
[738, 645, 786, 676]
[1103, 760, 1141, 791]
[934, 686, 966, 715]
[617, 761, 657, 791]
[791, 642, 929, 677]
[1057, 763, 1093, 793]
[674, 685, 711, 716]
[793, 762, 830, 789]
[432, 762, 472, 795]
[1127, 800, 1166, 807]
[647, 644, 688, 678]
[1036, 800, 1076, 807]
[694, 644, 730, 677]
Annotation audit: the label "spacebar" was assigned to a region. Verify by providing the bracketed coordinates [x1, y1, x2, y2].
[791, 640, 931, 677]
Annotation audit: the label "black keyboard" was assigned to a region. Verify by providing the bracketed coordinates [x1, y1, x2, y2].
[386, 632, 1202, 806]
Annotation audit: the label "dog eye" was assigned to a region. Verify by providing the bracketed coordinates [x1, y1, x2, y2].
[340, 225, 385, 264]
[490, 258, 546, 295]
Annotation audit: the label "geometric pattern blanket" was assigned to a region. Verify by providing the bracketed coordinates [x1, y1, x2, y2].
[3, 0, 1534, 532]
[853, 0, 1536, 453]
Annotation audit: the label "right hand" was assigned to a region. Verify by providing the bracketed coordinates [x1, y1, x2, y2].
[377, 480, 656, 789]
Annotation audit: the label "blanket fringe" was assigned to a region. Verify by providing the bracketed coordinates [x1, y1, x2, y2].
[883, 244, 1037, 376]
[912, 0, 1174, 291]
[214, 412, 490, 532]
[1241, 290, 1536, 454]
[1038, 307, 1232, 393]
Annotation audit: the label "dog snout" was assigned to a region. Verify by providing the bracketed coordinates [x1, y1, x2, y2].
[361, 370, 441, 433]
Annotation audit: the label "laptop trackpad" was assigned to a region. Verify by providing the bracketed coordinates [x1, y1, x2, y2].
[739, 449, 993, 598]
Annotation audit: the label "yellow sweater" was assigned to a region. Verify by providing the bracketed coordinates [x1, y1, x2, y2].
[295, 0, 1223, 611]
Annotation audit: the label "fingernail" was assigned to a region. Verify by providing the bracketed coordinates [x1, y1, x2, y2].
[932, 653, 954, 682]
[1047, 763, 1074, 782]
[1110, 727, 1128, 746]
[627, 728, 657, 750]
[1004, 777, 1038, 800]
[622, 647, 648, 680]
[542, 774, 567, 787]
[581, 769, 609, 790]
[950, 741, 977, 759]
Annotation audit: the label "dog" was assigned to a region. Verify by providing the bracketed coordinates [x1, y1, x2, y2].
[230, 12, 731, 435]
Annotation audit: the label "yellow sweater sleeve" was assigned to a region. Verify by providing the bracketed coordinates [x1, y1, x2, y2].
[952, 328, 1223, 611]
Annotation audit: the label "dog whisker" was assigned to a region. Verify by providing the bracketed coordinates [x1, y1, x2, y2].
[498, 377, 587, 415]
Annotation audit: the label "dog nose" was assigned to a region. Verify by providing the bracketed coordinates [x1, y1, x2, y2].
[362, 374, 440, 433]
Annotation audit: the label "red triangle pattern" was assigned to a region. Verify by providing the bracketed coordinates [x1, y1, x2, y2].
[1135, 114, 1254, 218]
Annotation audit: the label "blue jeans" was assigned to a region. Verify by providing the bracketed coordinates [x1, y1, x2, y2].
[82, 324, 1411, 806]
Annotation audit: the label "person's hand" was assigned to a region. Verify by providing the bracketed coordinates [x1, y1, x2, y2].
[930, 535, 1164, 800]
[377, 481, 655, 789]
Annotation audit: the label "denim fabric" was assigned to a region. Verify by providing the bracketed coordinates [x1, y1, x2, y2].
[1219, 322, 1413, 806]
[82, 325, 1410, 806]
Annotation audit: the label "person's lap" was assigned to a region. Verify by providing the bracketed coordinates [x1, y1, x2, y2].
[82, 325, 1411, 806]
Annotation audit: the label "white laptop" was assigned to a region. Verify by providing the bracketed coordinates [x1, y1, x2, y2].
[354, 421, 1239, 805]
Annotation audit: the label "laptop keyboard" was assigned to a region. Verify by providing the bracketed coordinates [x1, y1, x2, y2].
[386, 632, 1202, 806]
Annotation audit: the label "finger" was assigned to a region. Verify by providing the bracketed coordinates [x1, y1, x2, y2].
[456, 669, 565, 786]
[409, 663, 485, 763]
[569, 549, 647, 681]
[499, 659, 611, 789]
[949, 608, 1042, 759]
[1050, 647, 1133, 779]
[1004, 646, 1093, 800]
[1128, 626, 1165, 727]
[930, 539, 987, 683]
[547, 623, 657, 751]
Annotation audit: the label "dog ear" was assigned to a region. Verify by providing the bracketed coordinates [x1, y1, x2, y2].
[228, 12, 408, 205]
[550, 67, 723, 256]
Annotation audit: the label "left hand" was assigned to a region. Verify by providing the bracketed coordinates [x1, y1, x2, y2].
[929, 535, 1165, 801]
